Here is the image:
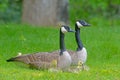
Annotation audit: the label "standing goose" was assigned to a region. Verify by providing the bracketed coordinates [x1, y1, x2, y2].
[6, 26, 75, 71]
[69, 20, 90, 70]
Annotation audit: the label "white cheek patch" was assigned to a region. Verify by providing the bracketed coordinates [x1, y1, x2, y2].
[61, 27, 67, 33]
[76, 21, 83, 28]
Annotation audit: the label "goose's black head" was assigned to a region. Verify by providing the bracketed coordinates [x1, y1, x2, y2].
[61, 25, 75, 33]
[76, 20, 90, 28]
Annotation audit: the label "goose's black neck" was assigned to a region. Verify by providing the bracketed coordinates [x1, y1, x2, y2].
[60, 30, 66, 55]
[75, 24, 83, 51]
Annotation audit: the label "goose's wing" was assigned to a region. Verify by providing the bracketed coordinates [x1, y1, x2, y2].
[28, 51, 60, 69]
[6, 50, 62, 69]
[34, 51, 59, 62]
[7, 52, 58, 64]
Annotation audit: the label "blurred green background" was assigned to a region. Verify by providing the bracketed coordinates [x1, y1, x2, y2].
[0, 0, 120, 25]
[0, 0, 120, 80]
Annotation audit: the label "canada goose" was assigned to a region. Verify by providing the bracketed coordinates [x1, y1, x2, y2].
[6, 26, 75, 71]
[69, 20, 90, 70]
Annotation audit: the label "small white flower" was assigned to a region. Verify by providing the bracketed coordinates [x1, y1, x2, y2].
[17, 52, 22, 56]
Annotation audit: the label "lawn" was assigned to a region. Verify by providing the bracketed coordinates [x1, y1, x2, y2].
[0, 22, 120, 80]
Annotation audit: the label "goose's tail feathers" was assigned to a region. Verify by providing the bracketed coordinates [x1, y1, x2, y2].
[6, 57, 17, 62]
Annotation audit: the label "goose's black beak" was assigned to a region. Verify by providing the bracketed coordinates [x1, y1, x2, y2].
[82, 21, 91, 26]
[77, 20, 91, 27]
[83, 22, 91, 26]
[68, 28, 76, 32]
[85, 23, 91, 26]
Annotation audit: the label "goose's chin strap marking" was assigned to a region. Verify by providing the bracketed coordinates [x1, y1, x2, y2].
[61, 27, 67, 33]
[76, 21, 83, 28]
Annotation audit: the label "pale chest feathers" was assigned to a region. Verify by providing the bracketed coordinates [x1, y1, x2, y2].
[76, 47, 87, 63]
[71, 47, 87, 64]
[58, 51, 72, 69]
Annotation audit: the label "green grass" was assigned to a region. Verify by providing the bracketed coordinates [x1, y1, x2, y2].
[0, 22, 120, 80]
